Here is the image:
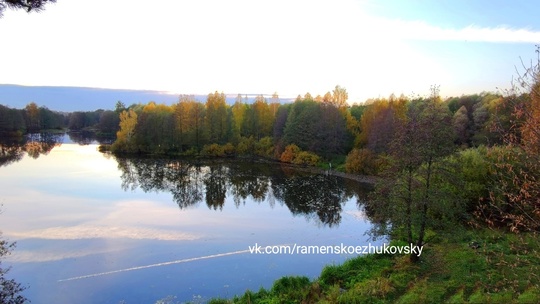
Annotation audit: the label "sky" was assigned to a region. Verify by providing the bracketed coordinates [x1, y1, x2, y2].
[1, 0, 539, 104]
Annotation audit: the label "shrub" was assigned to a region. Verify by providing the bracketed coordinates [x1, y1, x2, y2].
[237, 136, 255, 155]
[255, 136, 275, 158]
[222, 143, 235, 156]
[345, 148, 377, 175]
[201, 143, 224, 157]
[292, 151, 320, 166]
[280, 144, 301, 163]
[462, 145, 540, 232]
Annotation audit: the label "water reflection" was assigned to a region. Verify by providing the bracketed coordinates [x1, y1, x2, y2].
[0, 131, 115, 167]
[67, 131, 114, 145]
[0, 133, 63, 166]
[114, 156, 371, 227]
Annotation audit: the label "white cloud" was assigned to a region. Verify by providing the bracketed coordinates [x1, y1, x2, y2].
[9, 225, 199, 241]
[5, 246, 126, 263]
[387, 20, 540, 43]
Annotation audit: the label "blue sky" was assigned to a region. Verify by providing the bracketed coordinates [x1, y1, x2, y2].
[1, 0, 539, 104]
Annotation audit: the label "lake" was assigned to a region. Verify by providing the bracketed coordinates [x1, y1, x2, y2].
[0, 133, 379, 304]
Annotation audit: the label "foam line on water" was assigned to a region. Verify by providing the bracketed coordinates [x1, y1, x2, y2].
[58, 249, 250, 282]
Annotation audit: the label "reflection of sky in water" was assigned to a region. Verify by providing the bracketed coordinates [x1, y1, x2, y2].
[0, 142, 379, 304]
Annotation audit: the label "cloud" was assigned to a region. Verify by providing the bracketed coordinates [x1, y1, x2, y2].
[344, 210, 369, 221]
[8, 225, 200, 241]
[387, 20, 540, 43]
[5, 247, 125, 263]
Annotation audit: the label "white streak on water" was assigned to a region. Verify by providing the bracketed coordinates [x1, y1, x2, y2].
[58, 249, 250, 282]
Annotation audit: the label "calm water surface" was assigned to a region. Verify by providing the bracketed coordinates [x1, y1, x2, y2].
[0, 134, 379, 304]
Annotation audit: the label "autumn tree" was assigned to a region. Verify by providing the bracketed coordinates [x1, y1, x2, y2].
[272, 104, 290, 157]
[112, 109, 138, 153]
[323, 91, 333, 103]
[345, 148, 377, 175]
[24, 102, 40, 131]
[345, 103, 365, 147]
[280, 144, 301, 163]
[208, 92, 228, 142]
[205, 92, 228, 144]
[453, 105, 470, 146]
[358, 95, 407, 153]
[481, 48, 540, 232]
[252, 95, 273, 140]
[135, 102, 175, 153]
[332, 85, 348, 110]
[369, 87, 459, 262]
[303, 92, 314, 101]
[174, 95, 194, 152]
[230, 94, 246, 142]
[190, 101, 207, 151]
[174, 97, 206, 152]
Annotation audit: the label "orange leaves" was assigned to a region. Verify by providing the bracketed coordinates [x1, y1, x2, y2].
[279, 144, 320, 166]
[280, 144, 300, 163]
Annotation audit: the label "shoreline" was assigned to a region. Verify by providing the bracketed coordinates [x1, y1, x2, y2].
[280, 163, 378, 185]
[103, 147, 378, 185]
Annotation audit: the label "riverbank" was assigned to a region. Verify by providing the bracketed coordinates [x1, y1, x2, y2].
[100, 145, 378, 185]
[284, 163, 378, 185]
[207, 227, 540, 303]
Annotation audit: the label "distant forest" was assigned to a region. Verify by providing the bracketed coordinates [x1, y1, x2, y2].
[2, 82, 539, 236]
[0, 101, 120, 136]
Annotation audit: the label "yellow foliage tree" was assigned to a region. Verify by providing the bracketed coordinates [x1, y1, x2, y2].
[113, 109, 138, 152]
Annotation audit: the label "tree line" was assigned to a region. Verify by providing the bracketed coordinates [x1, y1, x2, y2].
[110, 86, 515, 167]
[0, 102, 122, 136]
[111, 86, 352, 166]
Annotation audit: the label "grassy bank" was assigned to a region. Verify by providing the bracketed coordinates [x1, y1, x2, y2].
[208, 228, 540, 303]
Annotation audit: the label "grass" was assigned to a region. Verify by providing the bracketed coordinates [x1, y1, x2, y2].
[206, 228, 540, 303]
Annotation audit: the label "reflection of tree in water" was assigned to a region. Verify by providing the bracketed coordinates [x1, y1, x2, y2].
[226, 162, 274, 207]
[67, 131, 115, 145]
[272, 173, 351, 227]
[114, 158, 370, 227]
[204, 165, 227, 210]
[0, 140, 25, 167]
[0, 133, 62, 166]
[115, 157, 203, 209]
